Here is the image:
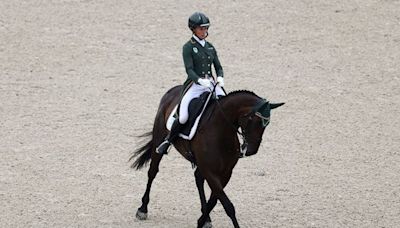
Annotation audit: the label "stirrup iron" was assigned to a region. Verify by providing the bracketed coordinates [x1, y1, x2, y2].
[156, 140, 171, 155]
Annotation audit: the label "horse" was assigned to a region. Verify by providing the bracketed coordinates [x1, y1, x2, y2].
[130, 85, 284, 228]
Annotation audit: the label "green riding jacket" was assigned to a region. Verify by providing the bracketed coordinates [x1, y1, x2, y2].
[181, 37, 224, 94]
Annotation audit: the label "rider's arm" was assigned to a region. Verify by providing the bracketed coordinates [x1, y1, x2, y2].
[182, 43, 200, 83]
[212, 46, 224, 78]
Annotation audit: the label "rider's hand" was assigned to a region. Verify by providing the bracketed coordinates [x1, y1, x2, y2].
[198, 78, 212, 89]
[217, 76, 224, 87]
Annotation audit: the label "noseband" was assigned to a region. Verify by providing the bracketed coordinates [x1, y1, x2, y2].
[215, 96, 270, 158]
[255, 112, 270, 127]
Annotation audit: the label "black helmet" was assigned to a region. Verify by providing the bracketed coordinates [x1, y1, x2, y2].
[188, 12, 210, 30]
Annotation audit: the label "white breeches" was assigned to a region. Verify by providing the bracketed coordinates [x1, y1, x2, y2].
[178, 82, 225, 124]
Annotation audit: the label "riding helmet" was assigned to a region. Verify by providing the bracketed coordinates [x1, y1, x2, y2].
[188, 12, 210, 30]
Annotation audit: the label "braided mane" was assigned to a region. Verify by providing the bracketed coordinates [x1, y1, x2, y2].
[222, 90, 261, 100]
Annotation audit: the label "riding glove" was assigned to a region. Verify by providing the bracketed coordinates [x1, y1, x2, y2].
[217, 76, 224, 87]
[198, 78, 213, 89]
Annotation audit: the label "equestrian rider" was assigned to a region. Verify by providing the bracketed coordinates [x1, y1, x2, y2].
[156, 12, 226, 155]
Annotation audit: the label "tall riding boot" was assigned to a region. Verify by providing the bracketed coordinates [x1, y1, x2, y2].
[156, 119, 183, 155]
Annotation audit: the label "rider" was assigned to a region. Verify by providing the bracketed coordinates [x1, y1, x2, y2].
[156, 12, 226, 155]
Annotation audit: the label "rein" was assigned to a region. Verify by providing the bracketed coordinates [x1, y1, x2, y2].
[211, 84, 249, 157]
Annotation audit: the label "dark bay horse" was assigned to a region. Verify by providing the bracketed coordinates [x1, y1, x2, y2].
[131, 85, 284, 228]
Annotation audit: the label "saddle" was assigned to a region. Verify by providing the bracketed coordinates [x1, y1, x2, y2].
[166, 91, 213, 140]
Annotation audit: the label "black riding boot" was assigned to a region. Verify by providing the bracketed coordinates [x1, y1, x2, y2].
[156, 119, 183, 155]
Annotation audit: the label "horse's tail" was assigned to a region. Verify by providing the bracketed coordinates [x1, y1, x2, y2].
[129, 131, 153, 170]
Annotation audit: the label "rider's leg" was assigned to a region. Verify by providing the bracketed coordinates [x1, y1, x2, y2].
[155, 118, 183, 155]
[178, 83, 207, 124]
[156, 83, 206, 155]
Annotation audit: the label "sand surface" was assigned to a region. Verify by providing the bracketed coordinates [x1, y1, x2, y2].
[1, 0, 399, 227]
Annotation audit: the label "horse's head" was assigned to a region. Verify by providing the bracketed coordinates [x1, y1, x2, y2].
[239, 100, 284, 156]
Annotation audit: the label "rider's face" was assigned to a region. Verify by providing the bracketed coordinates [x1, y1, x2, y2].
[194, 26, 208, 39]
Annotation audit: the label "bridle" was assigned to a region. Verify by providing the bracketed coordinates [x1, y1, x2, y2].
[211, 84, 270, 157]
[255, 110, 271, 127]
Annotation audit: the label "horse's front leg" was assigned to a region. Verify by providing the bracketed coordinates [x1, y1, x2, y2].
[219, 191, 240, 228]
[194, 168, 212, 227]
[136, 153, 163, 220]
[198, 190, 240, 228]
[197, 192, 218, 228]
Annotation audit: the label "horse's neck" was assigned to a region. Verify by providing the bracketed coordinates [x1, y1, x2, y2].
[219, 94, 259, 123]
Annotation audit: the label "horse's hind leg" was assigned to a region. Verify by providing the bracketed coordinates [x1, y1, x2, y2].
[136, 153, 163, 220]
[194, 168, 212, 227]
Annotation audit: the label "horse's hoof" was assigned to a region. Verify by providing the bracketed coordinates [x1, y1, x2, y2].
[136, 210, 148, 220]
[202, 221, 212, 228]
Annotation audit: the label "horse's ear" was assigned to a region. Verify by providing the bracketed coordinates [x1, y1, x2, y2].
[270, 102, 285, 109]
[254, 100, 268, 113]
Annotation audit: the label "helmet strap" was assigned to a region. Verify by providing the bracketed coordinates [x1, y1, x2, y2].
[192, 28, 208, 40]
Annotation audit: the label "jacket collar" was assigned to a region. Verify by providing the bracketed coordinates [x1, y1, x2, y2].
[192, 35, 206, 47]
[190, 37, 213, 56]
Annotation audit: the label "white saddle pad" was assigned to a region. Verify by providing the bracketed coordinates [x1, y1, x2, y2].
[166, 92, 213, 140]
